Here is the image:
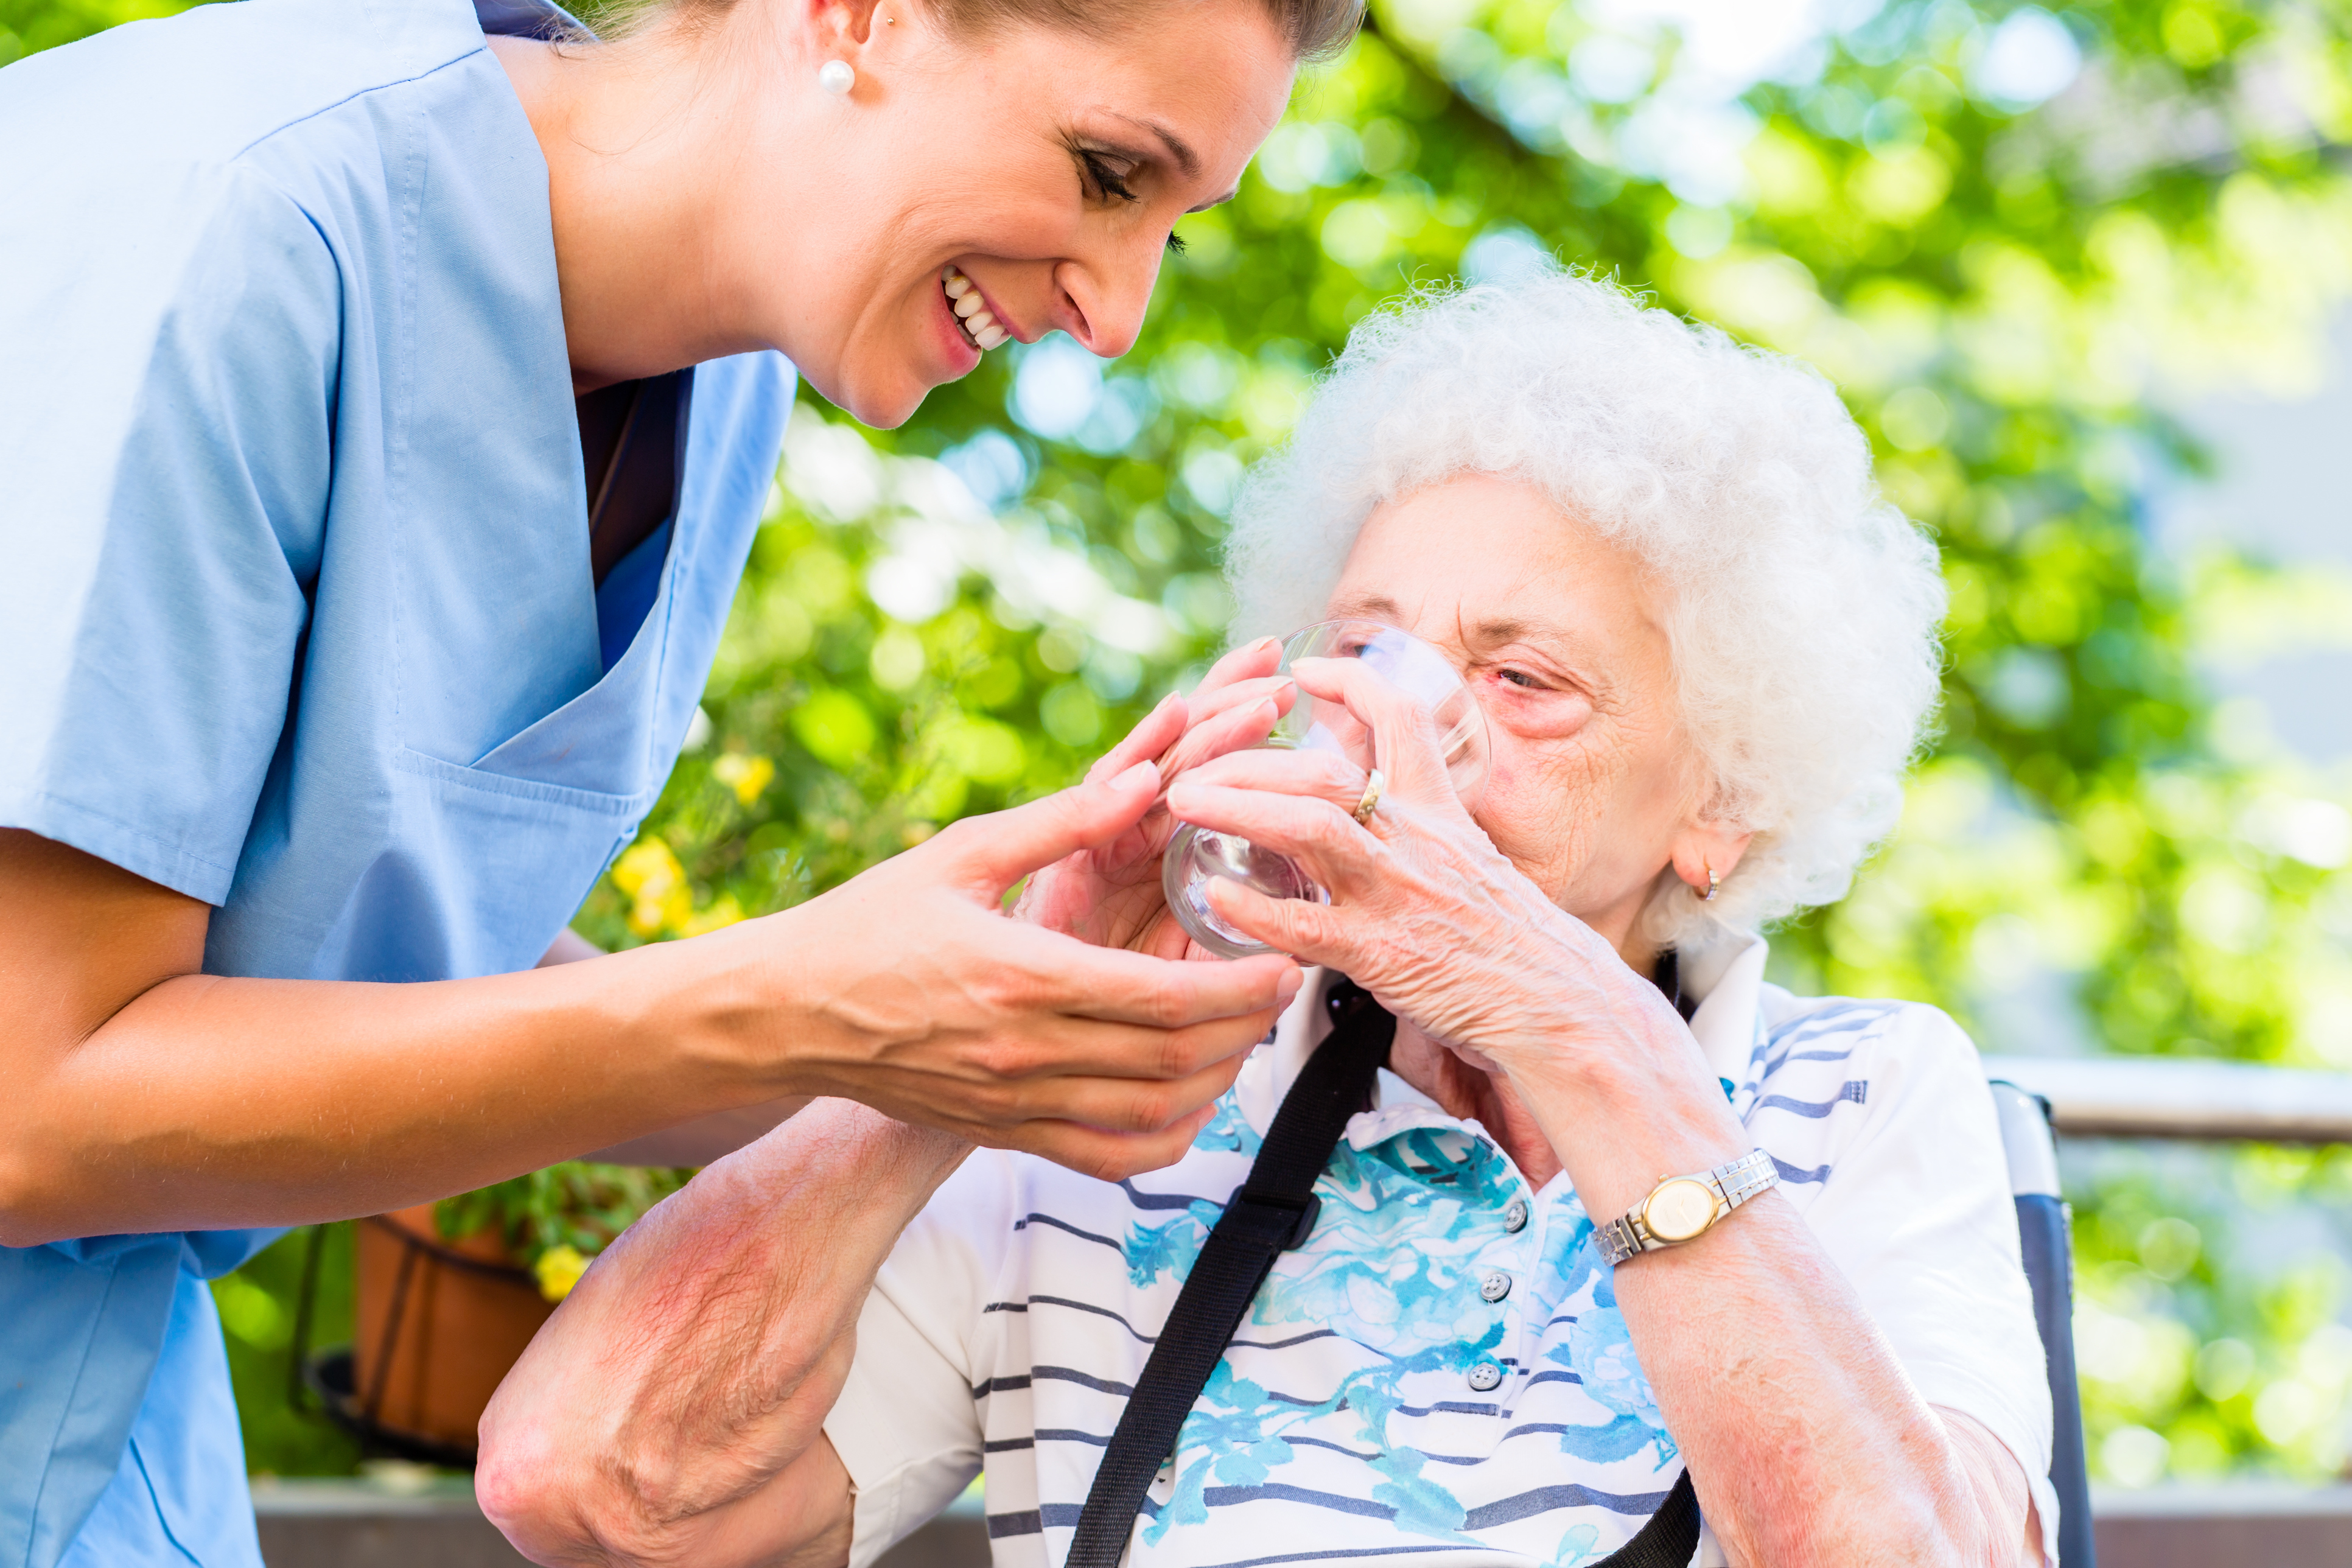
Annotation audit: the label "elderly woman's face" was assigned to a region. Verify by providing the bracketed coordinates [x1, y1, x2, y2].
[1325, 474, 1710, 936]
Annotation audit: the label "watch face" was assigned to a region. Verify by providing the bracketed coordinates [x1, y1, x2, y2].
[1644, 1179, 1721, 1242]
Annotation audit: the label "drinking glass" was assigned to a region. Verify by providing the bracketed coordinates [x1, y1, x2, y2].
[1161, 620, 1490, 959]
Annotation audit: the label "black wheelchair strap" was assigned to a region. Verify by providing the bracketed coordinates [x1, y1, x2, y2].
[1063, 976, 1703, 1568]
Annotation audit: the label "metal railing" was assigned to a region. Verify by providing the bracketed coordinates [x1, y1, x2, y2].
[1982, 1052, 2352, 1566]
[1981, 1054, 2352, 1145]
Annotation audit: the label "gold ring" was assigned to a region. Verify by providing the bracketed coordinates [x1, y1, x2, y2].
[1353, 768, 1385, 826]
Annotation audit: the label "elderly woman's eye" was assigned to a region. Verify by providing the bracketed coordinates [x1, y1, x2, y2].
[1498, 668, 1544, 689]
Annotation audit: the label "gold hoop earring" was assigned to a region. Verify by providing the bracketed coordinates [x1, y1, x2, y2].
[1697, 861, 1720, 903]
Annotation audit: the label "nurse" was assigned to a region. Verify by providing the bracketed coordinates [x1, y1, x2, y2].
[0, 0, 1354, 1560]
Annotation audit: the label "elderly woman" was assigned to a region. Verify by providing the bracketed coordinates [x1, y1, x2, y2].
[477, 270, 2054, 1568]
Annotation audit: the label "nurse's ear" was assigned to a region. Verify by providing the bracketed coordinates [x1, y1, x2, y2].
[797, 0, 908, 75]
[762, 0, 955, 107]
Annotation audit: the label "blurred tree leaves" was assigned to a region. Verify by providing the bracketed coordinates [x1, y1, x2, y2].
[19, 0, 2352, 1484]
[0, 0, 216, 60]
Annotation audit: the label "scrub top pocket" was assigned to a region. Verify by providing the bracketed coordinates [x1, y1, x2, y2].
[352, 746, 653, 982]
[360, 439, 695, 981]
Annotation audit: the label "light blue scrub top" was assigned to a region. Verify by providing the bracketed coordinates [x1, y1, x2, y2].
[0, 0, 796, 1560]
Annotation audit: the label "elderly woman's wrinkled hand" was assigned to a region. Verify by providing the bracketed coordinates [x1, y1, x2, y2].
[1015, 638, 1294, 958]
[1164, 656, 1675, 1073]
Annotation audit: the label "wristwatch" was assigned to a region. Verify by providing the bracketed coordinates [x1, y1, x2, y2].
[1595, 1149, 1779, 1265]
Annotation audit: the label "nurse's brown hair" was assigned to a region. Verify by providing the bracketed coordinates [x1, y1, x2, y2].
[925, 0, 1362, 61]
[589, 0, 1361, 61]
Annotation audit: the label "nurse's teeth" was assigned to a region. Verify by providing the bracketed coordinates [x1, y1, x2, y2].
[939, 264, 1007, 351]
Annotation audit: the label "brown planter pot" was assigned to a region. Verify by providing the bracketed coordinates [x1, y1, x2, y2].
[351, 1205, 553, 1454]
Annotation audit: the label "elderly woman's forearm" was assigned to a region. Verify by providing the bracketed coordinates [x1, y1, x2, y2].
[1612, 1202, 2035, 1565]
[1500, 980, 1752, 1219]
[477, 1102, 970, 1566]
[1491, 1004, 2035, 1559]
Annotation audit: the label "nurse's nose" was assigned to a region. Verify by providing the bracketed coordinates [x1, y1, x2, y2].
[1048, 239, 1164, 362]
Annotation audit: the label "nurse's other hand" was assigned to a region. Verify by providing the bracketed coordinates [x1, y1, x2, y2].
[740, 758, 1300, 1181]
[1014, 637, 1291, 960]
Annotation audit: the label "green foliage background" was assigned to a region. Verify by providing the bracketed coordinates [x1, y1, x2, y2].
[18, 0, 2352, 1486]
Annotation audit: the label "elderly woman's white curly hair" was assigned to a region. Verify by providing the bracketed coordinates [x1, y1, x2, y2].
[1221, 264, 1948, 957]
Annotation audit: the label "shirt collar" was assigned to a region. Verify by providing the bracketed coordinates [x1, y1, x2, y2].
[1682, 936, 1770, 1083]
[475, 0, 588, 40]
[1236, 936, 1773, 1146]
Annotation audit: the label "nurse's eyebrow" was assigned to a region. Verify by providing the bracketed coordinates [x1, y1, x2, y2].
[1108, 113, 1201, 178]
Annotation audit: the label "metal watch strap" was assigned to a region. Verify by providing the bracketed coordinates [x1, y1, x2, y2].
[1596, 1148, 1779, 1266]
[1715, 1146, 1778, 1208]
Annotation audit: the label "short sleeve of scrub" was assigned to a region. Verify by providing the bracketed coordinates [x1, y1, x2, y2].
[0, 162, 337, 902]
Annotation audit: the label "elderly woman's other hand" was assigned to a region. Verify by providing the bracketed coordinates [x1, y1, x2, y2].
[1163, 648, 1755, 1204]
[1015, 638, 1293, 958]
[1163, 654, 1594, 1054]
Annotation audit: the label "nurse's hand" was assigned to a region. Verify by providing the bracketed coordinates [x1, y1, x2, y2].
[1012, 637, 1291, 960]
[735, 755, 1300, 1181]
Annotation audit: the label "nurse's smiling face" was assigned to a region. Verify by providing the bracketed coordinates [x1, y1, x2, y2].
[492, 0, 1298, 426]
[780, 0, 1296, 425]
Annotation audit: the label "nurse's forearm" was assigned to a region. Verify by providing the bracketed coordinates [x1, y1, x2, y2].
[0, 798, 1292, 1244]
[544, 928, 812, 1167]
[1, 905, 794, 1243]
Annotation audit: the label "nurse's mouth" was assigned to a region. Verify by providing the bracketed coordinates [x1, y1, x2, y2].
[941, 266, 1010, 352]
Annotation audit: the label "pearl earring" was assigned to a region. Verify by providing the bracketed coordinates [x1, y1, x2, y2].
[817, 59, 854, 95]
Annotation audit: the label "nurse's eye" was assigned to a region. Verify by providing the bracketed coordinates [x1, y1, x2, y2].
[1079, 150, 1140, 203]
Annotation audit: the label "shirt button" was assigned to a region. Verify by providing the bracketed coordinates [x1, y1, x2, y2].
[1503, 1199, 1529, 1233]
[1466, 1360, 1503, 1393]
[1479, 1270, 1513, 1303]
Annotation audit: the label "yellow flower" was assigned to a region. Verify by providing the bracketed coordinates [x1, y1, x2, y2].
[612, 839, 691, 936]
[711, 752, 777, 806]
[533, 1244, 590, 1303]
[679, 896, 746, 937]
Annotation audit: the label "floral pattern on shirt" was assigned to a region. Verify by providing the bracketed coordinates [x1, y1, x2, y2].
[1121, 1097, 1678, 1561]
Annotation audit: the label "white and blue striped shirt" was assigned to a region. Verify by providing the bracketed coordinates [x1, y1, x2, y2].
[824, 940, 2057, 1567]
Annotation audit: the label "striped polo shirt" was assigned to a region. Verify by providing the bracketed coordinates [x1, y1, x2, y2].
[824, 939, 2059, 1568]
